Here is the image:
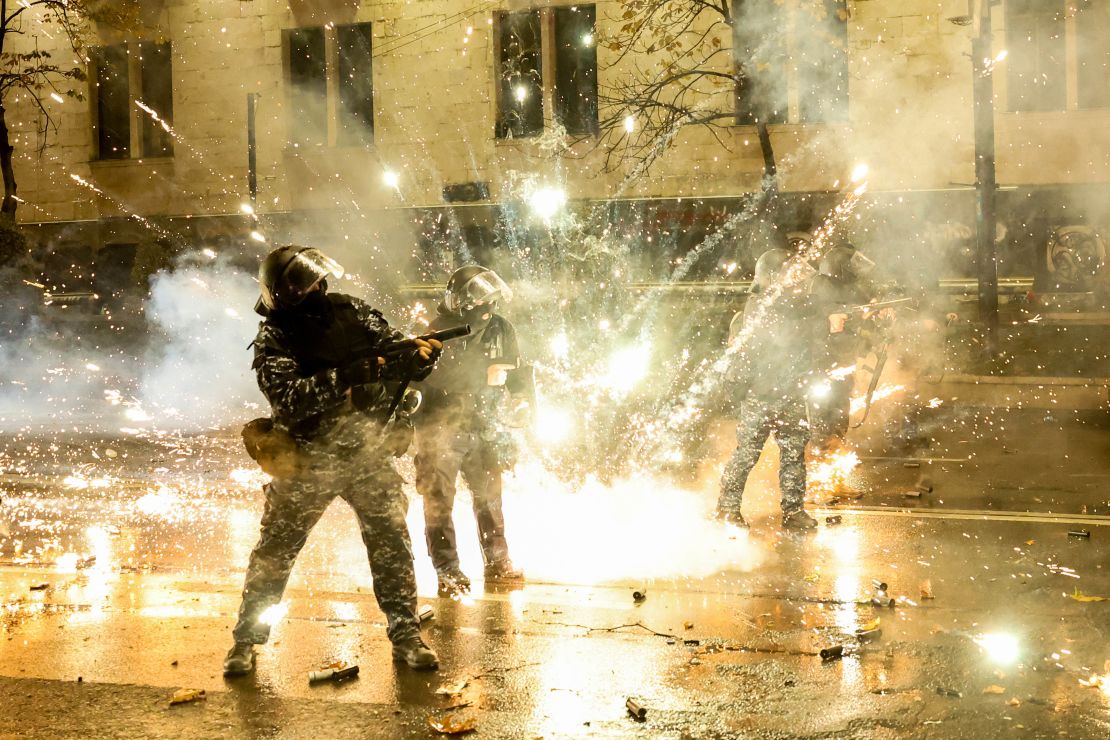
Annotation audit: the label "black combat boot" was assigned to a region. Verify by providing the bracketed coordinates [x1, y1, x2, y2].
[393, 635, 438, 670]
[223, 642, 256, 676]
[715, 509, 749, 529]
[436, 567, 472, 596]
[783, 509, 818, 531]
[484, 559, 524, 582]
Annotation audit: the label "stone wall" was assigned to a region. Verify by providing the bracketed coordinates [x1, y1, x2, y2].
[4, 1, 1108, 252]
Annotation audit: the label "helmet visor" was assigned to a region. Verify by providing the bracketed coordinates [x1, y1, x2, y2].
[273, 248, 344, 306]
[849, 250, 876, 277]
[455, 269, 512, 310]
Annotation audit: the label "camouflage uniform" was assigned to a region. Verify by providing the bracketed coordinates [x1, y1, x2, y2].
[414, 309, 520, 572]
[232, 293, 421, 646]
[717, 295, 816, 516]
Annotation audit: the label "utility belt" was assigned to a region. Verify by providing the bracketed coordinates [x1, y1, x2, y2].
[242, 413, 414, 478]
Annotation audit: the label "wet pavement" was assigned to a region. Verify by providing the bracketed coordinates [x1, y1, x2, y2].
[1, 408, 1108, 738]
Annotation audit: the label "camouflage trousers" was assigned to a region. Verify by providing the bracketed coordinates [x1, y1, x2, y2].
[414, 425, 510, 573]
[232, 452, 420, 645]
[718, 396, 809, 515]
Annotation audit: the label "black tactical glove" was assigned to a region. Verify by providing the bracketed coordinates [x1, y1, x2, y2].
[337, 357, 381, 389]
[382, 349, 437, 382]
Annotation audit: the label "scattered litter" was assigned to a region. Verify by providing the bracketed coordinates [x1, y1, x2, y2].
[820, 645, 844, 661]
[308, 665, 359, 684]
[935, 687, 962, 698]
[632, 586, 647, 602]
[435, 679, 469, 696]
[983, 685, 1006, 695]
[29, 583, 50, 591]
[860, 618, 881, 632]
[1068, 590, 1108, 603]
[683, 639, 700, 646]
[75, 556, 96, 570]
[683, 621, 694, 630]
[170, 660, 178, 667]
[419, 604, 435, 623]
[826, 515, 842, 525]
[904, 490, 923, 499]
[1067, 529, 1090, 539]
[914, 476, 933, 493]
[1006, 697, 1022, 707]
[872, 579, 888, 592]
[871, 596, 895, 608]
[168, 688, 206, 706]
[428, 713, 477, 735]
[856, 628, 882, 642]
[626, 697, 647, 721]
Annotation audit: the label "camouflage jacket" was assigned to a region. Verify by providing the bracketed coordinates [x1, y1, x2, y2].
[251, 293, 401, 445]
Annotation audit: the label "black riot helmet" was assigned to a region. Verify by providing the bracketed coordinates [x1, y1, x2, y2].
[750, 248, 791, 294]
[819, 245, 875, 283]
[257, 245, 344, 313]
[444, 265, 512, 314]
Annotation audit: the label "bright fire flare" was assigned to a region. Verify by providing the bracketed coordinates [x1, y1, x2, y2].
[809, 450, 860, 496]
[850, 384, 905, 414]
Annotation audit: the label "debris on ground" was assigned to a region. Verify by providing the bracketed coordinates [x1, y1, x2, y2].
[435, 679, 469, 696]
[168, 688, 206, 706]
[29, 582, 50, 591]
[920, 580, 934, 599]
[626, 697, 647, 721]
[308, 665, 359, 683]
[428, 713, 477, 735]
[982, 685, 1005, 695]
[1067, 529, 1091, 539]
[1069, 590, 1108, 603]
[419, 604, 435, 622]
[632, 586, 647, 602]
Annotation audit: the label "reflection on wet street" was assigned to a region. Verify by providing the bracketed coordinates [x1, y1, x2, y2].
[2, 411, 1108, 737]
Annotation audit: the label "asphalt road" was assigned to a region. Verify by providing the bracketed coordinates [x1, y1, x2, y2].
[1, 408, 1107, 738]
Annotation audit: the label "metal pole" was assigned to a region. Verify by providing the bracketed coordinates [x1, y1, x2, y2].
[972, 1, 999, 359]
[247, 93, 259, 208]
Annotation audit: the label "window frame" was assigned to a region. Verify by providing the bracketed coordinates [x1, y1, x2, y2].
[89, 41, 175, 162]
[282, 23, 378, 149]
[494, 3, 599, 141]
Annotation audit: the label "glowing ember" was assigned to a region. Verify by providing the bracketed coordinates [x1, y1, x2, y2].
[809, 450, 860, 496]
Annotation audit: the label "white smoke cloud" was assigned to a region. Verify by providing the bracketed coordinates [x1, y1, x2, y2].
[138, 255, 265, 429]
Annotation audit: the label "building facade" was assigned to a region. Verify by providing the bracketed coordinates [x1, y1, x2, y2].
[6, 0, 1109, 295]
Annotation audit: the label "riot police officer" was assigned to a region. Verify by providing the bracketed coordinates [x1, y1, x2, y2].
[224, 245, 441, 676]
[414, 265, 525, 596]
[717, 247, 841, 530]
[808, 244, 877, 449]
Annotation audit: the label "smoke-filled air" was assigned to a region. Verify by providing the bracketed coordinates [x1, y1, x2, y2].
[0, 1, 1107, 735]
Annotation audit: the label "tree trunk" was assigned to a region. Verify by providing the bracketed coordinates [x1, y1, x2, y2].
[0, 104, 18, 226]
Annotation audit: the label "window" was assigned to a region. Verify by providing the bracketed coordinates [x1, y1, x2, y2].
[496, 10, 543, 138]
[553, 5, 598, 135]
[93, 45, 130, 160]
[337, 23, 375, 145]
[92, 42, 175, 160]
[495, 5, 598, 139]
[733, 0, 788, 125]
[1006, 0, 1066, 112]
[1076, 1, 1110, 109]
[140, 43, 174, 157]
[796, 0, 849, 123]
[284, 23, 375, 147]
[286, 27, 328, 145]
